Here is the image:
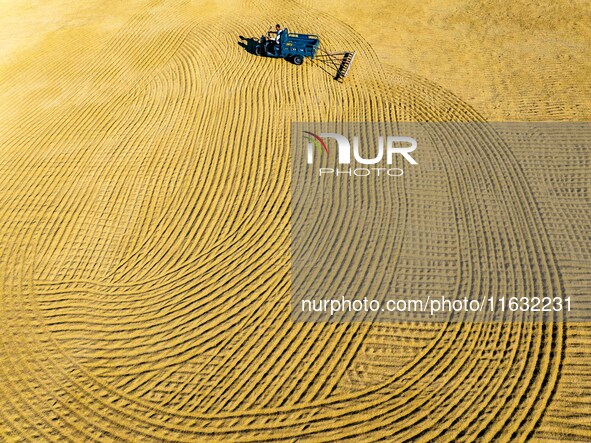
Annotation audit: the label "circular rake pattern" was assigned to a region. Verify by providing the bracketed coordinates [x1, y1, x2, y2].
[0, 0, 566, 441]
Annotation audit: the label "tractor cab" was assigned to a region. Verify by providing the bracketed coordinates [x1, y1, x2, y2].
[261, 27, 289, 57]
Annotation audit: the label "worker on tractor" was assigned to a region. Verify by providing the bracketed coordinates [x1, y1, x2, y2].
[265, 24, 284, 55]
[274, 24, 284, 43]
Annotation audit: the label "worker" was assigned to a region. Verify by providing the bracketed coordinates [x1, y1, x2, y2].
[274, 24, 284, 43]
[265, 24, 284, 55]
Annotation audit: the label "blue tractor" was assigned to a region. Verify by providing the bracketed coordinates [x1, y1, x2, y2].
[256, 27, 320, 65]
[255, 27, 356, 81]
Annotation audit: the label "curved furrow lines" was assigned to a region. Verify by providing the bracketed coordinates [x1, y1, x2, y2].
[0, 0, 575, 441]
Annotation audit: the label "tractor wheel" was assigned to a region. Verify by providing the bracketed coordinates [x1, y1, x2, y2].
[293, 55, 304, 65]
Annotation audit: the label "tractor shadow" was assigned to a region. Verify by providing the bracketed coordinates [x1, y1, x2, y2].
[238, 36, 259, 55]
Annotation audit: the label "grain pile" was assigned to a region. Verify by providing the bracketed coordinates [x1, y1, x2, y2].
[0, 0, 589, 441]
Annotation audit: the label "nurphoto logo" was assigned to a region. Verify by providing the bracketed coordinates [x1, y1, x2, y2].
[304, 131, 418, 177]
